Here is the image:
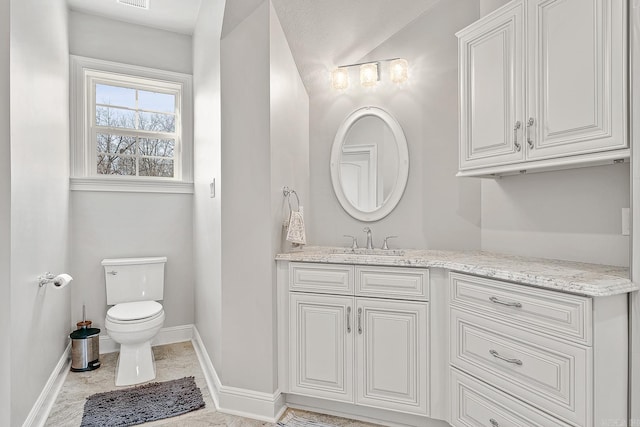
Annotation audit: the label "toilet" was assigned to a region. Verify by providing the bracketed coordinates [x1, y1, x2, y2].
[102, 256, 167, 386]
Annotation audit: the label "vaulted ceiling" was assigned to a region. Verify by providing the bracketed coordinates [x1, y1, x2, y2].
[67, 0, 440, 93]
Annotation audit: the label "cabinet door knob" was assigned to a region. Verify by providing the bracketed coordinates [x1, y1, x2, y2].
[513, 121, 522, 151]
[357, 307, 363, 334]
[526, 117, 535, 149]
[489, 419, 499, 427]
[346, 306, 352, 333]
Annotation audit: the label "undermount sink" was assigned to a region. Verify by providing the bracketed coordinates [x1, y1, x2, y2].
[329, 248, 406, 257]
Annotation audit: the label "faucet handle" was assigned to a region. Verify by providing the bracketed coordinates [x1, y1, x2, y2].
[343, 235, 358, 249]
[382, 236, 398, 250]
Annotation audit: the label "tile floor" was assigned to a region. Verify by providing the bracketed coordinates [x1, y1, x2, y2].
[46, 341, 379, 427]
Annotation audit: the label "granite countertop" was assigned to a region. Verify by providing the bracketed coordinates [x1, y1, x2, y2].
[276, 246, 638, 297]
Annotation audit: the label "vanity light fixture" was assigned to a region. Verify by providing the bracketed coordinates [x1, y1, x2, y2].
[389, 58, 409, 83]
[331, 58, 409, 90]
[331, 68, 350, 90]
[360, 63, 379, 87]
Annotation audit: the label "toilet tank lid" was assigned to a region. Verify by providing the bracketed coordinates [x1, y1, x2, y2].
[101, 257, 167, 266]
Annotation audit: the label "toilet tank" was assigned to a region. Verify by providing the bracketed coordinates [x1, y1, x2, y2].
[102, 257, 167, 305]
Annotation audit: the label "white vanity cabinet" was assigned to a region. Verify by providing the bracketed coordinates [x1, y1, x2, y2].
[449, 272, 628, 427]
[458, 0, 627, 177]
[285, 262, 430, 416]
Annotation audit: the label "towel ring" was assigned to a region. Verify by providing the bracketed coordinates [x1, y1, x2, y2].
[283, 186, 300, 212]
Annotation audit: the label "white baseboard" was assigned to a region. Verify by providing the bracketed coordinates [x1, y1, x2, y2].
[22, 342, 71, 427]
[99, 324, 195, 354]
[191, 326, 286, 423]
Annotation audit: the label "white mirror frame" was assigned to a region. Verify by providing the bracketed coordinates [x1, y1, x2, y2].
[330, 106, 409, 222]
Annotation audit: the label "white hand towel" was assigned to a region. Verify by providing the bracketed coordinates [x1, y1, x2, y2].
[286, 206, 306, 245]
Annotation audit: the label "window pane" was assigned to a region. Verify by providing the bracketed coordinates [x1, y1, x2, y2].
[138, 90, 175, 113]
[139, 138, 174, 157]
[96, 106, 136, 129]
[138, 112, 175, 132]
[96, 84, 135, 109]
[97, 134, 136, 155]
[139, 158, 174, 177]
[97, 154, 136, 176]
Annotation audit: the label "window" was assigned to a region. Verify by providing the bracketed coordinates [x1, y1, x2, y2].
[71, 56, 193, 193]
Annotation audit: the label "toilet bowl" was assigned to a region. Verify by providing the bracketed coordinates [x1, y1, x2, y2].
[105, 300, 165, 386]
[102, 257, 167, 386]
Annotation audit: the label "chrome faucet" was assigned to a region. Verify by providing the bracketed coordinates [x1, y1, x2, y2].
[363, 227, 374, 249]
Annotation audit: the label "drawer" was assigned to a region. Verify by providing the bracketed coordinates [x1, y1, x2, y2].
[289, 263, 354, 295]
[450, 272, 591, 345]
[450, 308, 590, 427]
[356, 266, 429, 300]
[451, 368, 573, 427]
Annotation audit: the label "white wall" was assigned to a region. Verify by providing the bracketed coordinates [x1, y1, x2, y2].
[9, 0, 70, 424]
[481, 165, 630, 266]
[479, 0, 510, 17]
[70, 192, 195, 329]
[193, 0, 225, 371]
[269, 1, 310, 259]
[0, 0, 10, 423]
[219, 0, 308, 393]
[220, 0, 273, 392]
[69, 10, 192, 74]
[68, 12, 195, 330]
[308, 0, 481, 251]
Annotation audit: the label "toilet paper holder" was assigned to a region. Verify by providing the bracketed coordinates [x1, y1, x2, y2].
[38, 272, 73, 288]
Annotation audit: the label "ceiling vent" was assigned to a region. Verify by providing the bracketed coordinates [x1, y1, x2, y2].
[116, 0, 149, 10]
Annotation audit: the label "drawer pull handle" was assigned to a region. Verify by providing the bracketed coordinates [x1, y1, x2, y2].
[489, 296, 522, 308]
[489, 349, 523, 366]
[357, 307, 363, 334]
[346, 306, 351, 333]
[489, 419, 499, 427]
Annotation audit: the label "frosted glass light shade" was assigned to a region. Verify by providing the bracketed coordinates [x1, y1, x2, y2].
[360, 63, 379, 87]
[332, 68, 350, 90]
[390, 59, 409, 83]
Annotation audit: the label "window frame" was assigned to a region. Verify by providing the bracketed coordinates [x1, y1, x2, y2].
[70, 55, 193, 193]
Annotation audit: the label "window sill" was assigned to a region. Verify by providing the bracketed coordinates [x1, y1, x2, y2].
[70, 177, 194, 194]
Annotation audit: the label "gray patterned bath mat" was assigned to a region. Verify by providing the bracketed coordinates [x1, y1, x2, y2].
[80, 376, 205, 427]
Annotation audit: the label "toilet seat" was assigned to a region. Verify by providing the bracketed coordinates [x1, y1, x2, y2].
[107, 301, 163, 323]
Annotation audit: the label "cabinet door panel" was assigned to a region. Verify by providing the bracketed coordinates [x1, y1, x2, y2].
[289, 293, 354, 402]
[527, 0, 627, 158]
[356, 298, 428, 415]
[458, 2, 525, 169]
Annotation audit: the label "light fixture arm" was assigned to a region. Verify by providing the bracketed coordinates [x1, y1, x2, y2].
[335, 57, 401, 69]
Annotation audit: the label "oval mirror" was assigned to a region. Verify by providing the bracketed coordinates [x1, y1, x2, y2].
[330, 106, 409, 222]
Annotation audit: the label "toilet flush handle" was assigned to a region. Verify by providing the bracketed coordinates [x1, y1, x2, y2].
[107, 271, 118, 275]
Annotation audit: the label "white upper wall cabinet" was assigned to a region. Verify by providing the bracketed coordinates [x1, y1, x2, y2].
[457, 0, 627, 177]
[459, 2, 526, 169]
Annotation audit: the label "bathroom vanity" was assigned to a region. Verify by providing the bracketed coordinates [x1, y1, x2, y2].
[276, 248, 638, 427]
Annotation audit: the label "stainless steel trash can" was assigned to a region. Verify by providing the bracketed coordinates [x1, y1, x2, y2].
[70, 321, 101, 372]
